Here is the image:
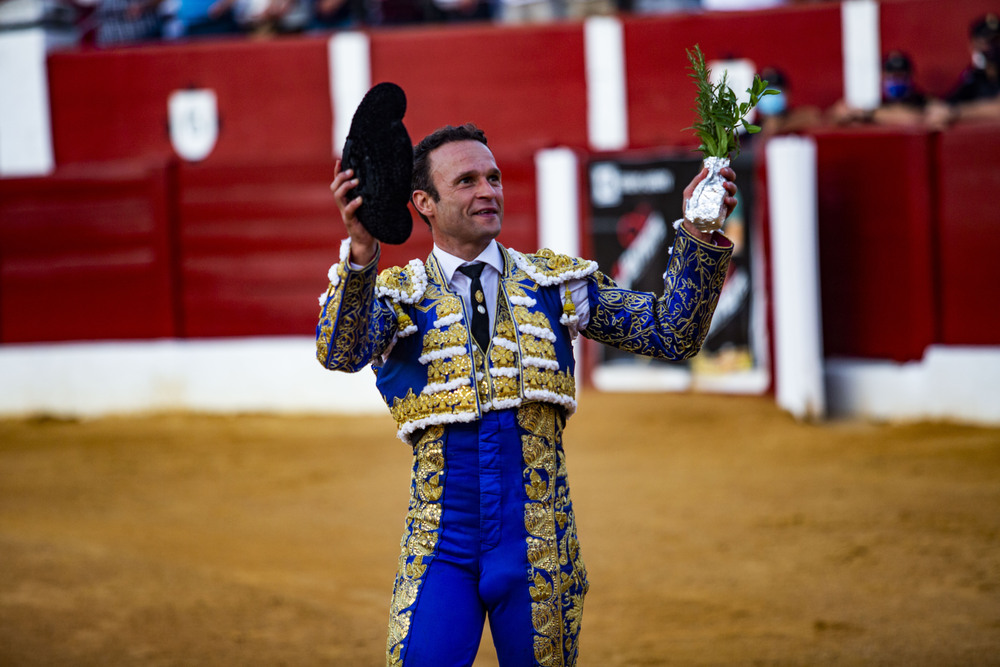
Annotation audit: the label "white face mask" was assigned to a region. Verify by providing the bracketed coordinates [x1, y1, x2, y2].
[973, 51, 987, 69]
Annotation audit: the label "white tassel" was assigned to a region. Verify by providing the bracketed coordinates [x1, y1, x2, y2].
[524, 388, 577, 412]
[421, 377, 471, 395]
[508, 295, 538, 307]
[433, 313, 463, 328]
[397, 410, 479, 445]
[523, 356, 559, 371]
[492, 337, 519, 352]
[518, 323, 557, 342]
[418, 346, 469, 365]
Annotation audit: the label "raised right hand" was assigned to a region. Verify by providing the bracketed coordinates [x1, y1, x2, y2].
[331, 159, 377, 265]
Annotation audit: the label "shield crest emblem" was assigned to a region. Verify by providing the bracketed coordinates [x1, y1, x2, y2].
[168, 89, 219, 162]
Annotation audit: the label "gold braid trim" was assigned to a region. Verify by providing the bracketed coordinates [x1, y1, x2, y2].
[519, 403, 588, 666]
[386, 426, 446, 666]
[316, 258, 378, 371]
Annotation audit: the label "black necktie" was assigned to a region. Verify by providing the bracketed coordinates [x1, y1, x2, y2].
[458, 263, 490, 352]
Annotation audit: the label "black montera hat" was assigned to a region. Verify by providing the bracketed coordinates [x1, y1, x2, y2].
[341, 82, 414, 245]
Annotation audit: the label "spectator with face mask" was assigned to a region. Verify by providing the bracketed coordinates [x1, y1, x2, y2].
[967, 12, 999, 73]
[753, 66, 823, 140]
[828, 50, 928, 127]
[926, 14, 1000, 128]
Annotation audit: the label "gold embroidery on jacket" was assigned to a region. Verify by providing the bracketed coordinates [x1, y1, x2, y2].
[389, 386, 478, 427]
[422, 298, 472, 389]
[317, 262, 375, 371]
[519, 403, 588, 666]
[487, 290, 521, 405]
[379, 246, 592, 441]
[386, 426, 446, 666]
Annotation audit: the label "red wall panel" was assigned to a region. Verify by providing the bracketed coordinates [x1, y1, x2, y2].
[369, 23, 589, 157]
[17, 4, 1000, 354]
[935, 124, 1000, 346]
[176, 160, 341, 337]
[0, 163, 177, 343]
[173, 154, 537, 339]
[47, 37, 333, 167]
[813, 128, 938, 362]
[624, 4, 843, 151]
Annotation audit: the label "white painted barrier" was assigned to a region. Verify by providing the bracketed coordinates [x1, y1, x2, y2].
[766, 135, 826, 420]
[0, 337, 385, 417]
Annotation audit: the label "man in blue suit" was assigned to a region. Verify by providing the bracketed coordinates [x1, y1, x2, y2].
[317, 123, 736, 667]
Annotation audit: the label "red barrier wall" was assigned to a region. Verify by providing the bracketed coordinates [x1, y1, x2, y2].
[172, 152, 537, 339]
[42, 0, 999, 165]
[0, 151, 541, 343]
[175, 160, 339, 337]
[47, 37, 333, 167]
[813, 127, 939, 362]
[935, 123, 1000, 346]
[0, 162, 177, 342]
[4, 1, 1000, 356]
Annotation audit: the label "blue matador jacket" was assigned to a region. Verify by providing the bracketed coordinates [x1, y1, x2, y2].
[316, 224, 733, 444]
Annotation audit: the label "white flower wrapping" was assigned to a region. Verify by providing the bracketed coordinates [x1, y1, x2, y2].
[684, 156, 729, 233]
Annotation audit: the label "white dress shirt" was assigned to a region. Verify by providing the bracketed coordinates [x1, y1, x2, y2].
[433, 240, 591, 336]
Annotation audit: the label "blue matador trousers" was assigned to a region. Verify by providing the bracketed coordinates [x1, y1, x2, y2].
[385, 403, 589, 666]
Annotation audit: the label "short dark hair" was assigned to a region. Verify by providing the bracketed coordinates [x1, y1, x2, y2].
[411, 123, 489, 224]
[882, 50, 913, 74]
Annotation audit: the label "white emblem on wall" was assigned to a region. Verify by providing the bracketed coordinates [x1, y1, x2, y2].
[168, 89, 219, 162]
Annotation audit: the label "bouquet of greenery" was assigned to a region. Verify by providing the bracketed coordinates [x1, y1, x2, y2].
[684, 44, 776, 232]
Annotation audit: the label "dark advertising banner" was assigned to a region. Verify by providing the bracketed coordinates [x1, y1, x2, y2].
[587, 151, 769, 393]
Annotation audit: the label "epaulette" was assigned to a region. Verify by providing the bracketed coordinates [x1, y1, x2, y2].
[510, 248, 599, 287]
[375, 258, 428, 304]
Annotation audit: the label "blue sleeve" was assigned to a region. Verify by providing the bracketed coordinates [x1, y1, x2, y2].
[582, 225, 733, 361]
[316, 252, 397, 373]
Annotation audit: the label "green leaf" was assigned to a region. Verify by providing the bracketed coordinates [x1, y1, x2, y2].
[687, 44, 773, 158]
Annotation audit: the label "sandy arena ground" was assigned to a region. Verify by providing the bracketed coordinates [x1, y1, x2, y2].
[1, 391, 998, 666]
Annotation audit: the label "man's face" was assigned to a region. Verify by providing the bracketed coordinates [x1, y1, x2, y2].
[417, 140, 503, 257]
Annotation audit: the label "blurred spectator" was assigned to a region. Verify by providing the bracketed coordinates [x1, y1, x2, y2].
[628, 0, 699, 15]
[753, 66, 822, 139]
[828, 50, 928, 127]
[701, 0, 784, 10]
[0, 0, 82, 47]
[926, 14, 1000, 127]
[226, 0, 310, 35]
[495, 0, 557, 24]
[968, 11, 999, 69]
[424, 0, 492, 23]
[94, 0, 164, 44]
[308, 0, 360, 29]
[161, 0, 237, 38]
[368, 0, 424, 24]
[565, 0, 614, 19]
